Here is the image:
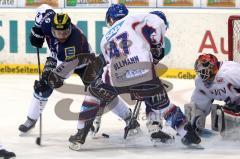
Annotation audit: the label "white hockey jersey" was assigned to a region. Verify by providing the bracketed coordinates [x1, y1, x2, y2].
[191, 61, 240, 113]
[100, 13, 167, 87]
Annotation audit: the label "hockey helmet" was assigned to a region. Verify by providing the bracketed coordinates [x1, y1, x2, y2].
[194, 53, 219, 82]
[52, 13, 72, 42]
[105, 3, 128, 26]
[150, 11, 169, 29]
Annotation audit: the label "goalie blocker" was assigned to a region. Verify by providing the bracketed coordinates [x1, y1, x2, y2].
[211, 104, 240, 139]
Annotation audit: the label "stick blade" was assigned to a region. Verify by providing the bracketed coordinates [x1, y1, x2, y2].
[36, 137, 41, 146]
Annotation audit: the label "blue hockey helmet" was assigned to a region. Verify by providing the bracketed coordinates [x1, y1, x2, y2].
[150, 11, 169, 29]
[105, 3, 128, 26]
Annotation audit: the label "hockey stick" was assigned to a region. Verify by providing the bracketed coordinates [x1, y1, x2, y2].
[124, 100, 142, 139]
[36, 47, 42, 146]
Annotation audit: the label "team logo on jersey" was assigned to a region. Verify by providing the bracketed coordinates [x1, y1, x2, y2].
[209, 87, 226, 96]
[45, 17, 51, 23]
[216, 77, 224, 83]
[105, 21, 124, 41]
[39, 11, 54, 25]
[65, 46, 76, 60]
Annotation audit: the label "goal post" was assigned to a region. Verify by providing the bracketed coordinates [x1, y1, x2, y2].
[228, 15, 240, 61]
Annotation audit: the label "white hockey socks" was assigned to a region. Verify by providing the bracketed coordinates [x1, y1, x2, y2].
[27, 94, 48, 120]
[111, 97, 131, 121]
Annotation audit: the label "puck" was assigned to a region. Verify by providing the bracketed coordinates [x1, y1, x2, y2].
[102, 133, 110, 138]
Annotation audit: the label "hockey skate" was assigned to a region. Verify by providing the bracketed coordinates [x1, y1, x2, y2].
[69, 120, 93, 151]
[124, 118, 141, 137]
[181, 122, 203, 149]
[147, 121, 174, 145]
[18, 117, 37, 135]
[90, 116, 101, 137]
[0, 149, 16, 159]
[69, 129, 88, 151]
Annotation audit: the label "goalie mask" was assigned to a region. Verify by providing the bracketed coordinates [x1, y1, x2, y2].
[52, 13, 72, 42]
[194, 54, 219, 83]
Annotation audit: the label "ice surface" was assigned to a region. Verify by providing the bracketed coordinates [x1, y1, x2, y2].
[0, 75, 240, 159]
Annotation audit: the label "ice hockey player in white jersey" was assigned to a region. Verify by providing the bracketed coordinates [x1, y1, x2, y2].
[69, 4, 201, 150]
[185, 53, 240, 137]
[0, 144, 16, 158]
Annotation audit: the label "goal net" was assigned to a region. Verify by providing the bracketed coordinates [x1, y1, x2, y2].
[228, 16, 240, 61]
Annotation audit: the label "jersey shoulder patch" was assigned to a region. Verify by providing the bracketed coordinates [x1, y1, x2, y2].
[105, 20, 124, 41]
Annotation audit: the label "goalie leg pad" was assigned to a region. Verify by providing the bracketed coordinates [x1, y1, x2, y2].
[220, 106, 240, 139]
[184, 103, 206, 132]
[211, 104, 222, 131]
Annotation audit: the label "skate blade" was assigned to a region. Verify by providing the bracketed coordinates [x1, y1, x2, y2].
[90, 131, 97, 139]
[69, 142, 83, 151]
[184, 144, 204, 150]
[151, 138, 175, 146]
[0, 157, 16, 159]
[19, 130, 33, 137]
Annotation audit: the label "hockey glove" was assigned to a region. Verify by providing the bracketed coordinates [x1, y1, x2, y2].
[34, 79, 53, 98]
[29, 26, 45, 48]
[42, 57, 57, 80]
[48, 70, 64, 89]
[150, 44, 165, 65]
[77, 53, 106, 87]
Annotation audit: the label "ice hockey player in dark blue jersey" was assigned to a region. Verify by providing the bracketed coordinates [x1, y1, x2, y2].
[18, 5, 93, 133]
[19, 5, 140, 139]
